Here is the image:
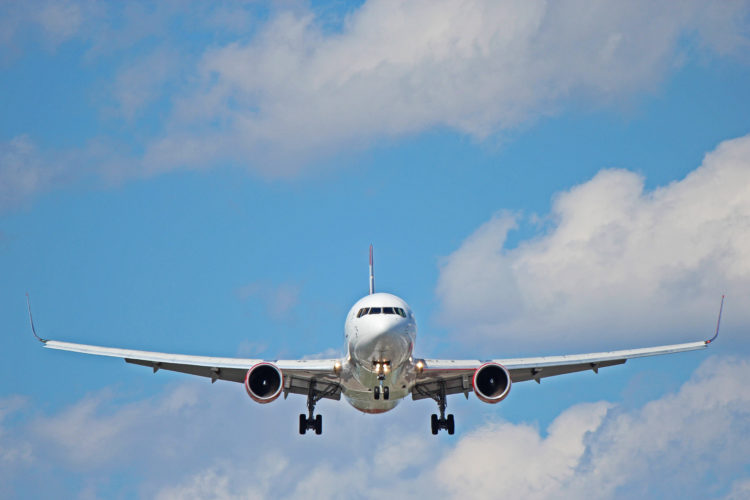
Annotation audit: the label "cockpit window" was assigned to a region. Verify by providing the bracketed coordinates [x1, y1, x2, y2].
[358, 306, 409, 317]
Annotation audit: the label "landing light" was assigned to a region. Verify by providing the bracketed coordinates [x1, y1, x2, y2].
[415, 359, 425, 373]
[333, 361, 342, 375]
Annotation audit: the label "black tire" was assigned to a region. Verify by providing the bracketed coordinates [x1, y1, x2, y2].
[383, 386, 390, 400]
[374, 386, 380, 400]
[315, 414, 322, 435]
[447, 414, 455, 435]
[431, 414, 438, 435]
[299, 414, 307, 435]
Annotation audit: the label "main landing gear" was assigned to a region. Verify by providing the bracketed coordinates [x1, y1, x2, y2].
[429, 382, 455, 435]
[299, 382, 324, 435]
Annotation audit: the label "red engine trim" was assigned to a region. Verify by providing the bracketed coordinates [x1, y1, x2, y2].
[472, 362, 511, 404]
[244, 362, 283, 404]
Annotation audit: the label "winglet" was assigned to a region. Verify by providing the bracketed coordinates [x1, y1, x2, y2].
[705, 295, 724, 345]
[25, 293, 47, 343]
[369, 244, 375, 295]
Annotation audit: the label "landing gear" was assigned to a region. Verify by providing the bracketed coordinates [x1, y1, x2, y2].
[299, 381, 324, 435]
[374, 385, 390, 400]
[429, 382, 455, 435]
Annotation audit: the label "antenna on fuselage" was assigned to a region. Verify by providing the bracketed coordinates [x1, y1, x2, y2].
[369, 244, 375, 295]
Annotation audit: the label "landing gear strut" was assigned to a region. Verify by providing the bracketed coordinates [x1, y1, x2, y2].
[429, 382, 455, 435]
[299, 382, 324, 435]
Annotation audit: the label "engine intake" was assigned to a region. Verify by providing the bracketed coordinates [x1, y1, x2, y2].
[473, 362, 511, 404]
[245, 362, 283, 403]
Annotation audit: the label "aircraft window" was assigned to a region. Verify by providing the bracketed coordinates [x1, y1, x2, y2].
[357, 308, 369, 318]
[396, 308, 406, 317]
[370, 307, 382, 314]
[383, 307, 395, 314]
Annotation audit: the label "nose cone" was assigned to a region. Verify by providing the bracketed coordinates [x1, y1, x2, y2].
[354, 315, 412, 364]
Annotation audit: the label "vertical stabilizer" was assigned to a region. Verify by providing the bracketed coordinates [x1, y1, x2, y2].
[369, 244, 375, 295]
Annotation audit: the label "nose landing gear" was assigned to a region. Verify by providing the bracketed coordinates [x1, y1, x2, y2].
[373, 384, 390, 400]
[372, 361, 391, 401]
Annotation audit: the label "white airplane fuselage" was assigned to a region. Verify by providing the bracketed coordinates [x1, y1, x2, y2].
[341, 293, 417, 413]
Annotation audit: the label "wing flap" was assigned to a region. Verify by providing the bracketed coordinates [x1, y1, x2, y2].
[413, 370, 474, 400]
[508, 358, 626, 383]
[284, 375, 342, 401]
[125, 358, 247, 383]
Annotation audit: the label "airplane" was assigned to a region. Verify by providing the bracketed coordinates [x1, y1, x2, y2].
[27, 245, 724, 435]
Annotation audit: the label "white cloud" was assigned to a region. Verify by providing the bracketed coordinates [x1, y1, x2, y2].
[2, 1, 749, 208]
[141, 0, 750, 174]
[236, 281, 302, 321]
[0, 396, 33, 466]
[437, 133, 750, 348]
[0, 135, 121, 212]
[6, 356, 748, 499]
[109, 46, 181, 121]
[724, 478, 750, 500]
[33, 385, 201, 467]
[431, 356, 750, 499]
[35, 1, 85, 47]
[0, 136, 73, 211]
[433, 402, 612, 498]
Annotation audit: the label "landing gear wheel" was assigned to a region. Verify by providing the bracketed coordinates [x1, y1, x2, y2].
[374, 386, 380, 400]
[383, 386, 390, 400]
[315, 414, 322, 435]
[431, 414, 439, 435]
[447, 414, 455, 435]
[299, 414, 307, 435]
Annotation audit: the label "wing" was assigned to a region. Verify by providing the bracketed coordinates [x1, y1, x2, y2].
[40, 340, 343, 401]
[413, 296, 724, 401]
[412, 339, 711, 400]
[26, 293, 342, 400]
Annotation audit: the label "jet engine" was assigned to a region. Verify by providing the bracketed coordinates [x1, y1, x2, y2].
[473, 362, 511, 403]
[245, 362, 283, 403]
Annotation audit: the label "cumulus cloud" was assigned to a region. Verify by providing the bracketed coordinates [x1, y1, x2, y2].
[33, 385, 201, 467]
[432, 356, 750, 499]
[142, 0, 750, 174]
[6, 356, 749, 498]
[437, 133, 750, 348]
[2, 1, 749, 208]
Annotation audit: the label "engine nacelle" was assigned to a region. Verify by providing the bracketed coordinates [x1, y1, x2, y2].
[473, 362, 511, 404]
[245, 362, 283, 403]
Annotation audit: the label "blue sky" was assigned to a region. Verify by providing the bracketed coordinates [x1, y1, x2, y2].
[2, 1, 750, 498]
